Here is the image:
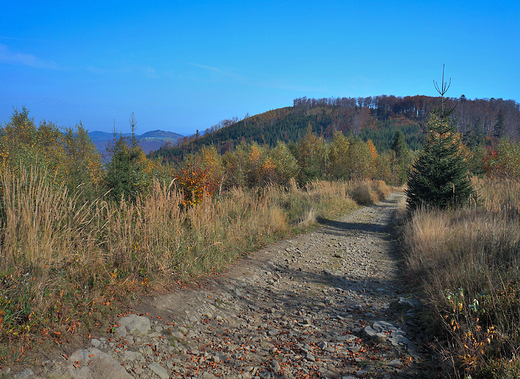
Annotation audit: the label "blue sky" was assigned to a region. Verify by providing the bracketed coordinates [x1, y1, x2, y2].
[1, 0, 518, 136]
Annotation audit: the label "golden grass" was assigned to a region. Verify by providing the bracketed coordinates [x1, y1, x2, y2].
[0, 170, 383, 361]
[350, 180, 392, 205]
[401, 177, 520, 377]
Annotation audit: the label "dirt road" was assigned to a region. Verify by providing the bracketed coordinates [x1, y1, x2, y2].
[18, 192, 430, 379]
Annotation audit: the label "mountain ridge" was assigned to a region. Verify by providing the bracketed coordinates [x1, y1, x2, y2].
[89, 130, 184, 155]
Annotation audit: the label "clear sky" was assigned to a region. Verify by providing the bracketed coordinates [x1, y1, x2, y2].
[1, 0, 518, 136]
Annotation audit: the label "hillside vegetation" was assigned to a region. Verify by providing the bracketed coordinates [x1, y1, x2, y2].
[1, 94, 520, 377]
[151, 95, 520, 163]
[0, 106, 393, 366]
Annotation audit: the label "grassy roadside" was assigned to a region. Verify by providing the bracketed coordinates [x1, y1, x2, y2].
[400, 177, 520, 378]
[0, 169, 391, 367]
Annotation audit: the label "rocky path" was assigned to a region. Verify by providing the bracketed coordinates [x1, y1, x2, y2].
[14, 192, 429, 379]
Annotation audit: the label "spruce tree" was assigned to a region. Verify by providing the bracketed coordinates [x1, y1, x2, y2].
[391, 130, 410, 163]
[104, 113, 146, 202]
[391, 130, 411, 184]
[406, 67, 474, 211]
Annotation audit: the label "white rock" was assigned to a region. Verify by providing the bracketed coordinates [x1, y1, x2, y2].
[67, 348, 133, 379]
[13, 369, 33, 379]
[149, 363, 169, 379]
[118, 314, 151, 336]
[123, 350, 142, 361]
[115, 325, 127, 338]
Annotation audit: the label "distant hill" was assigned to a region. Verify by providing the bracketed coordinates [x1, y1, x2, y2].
[149, 95, 520, 164]
[89, 130, 184, 157]
[88, 131, 133, 142]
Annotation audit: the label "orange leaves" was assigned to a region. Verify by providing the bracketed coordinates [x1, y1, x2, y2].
[175, 165, 216, 207]
[258, 157, 277, 183]
[367, 139, 378, 162]
[174, 145, 224, 206]
[66, 320, 81, 334]
[248, 144, 262, 166]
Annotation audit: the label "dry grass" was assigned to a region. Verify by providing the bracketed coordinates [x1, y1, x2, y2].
[0, 170, 382, 363]
[350, 180, 392, 205]
[401, 177, 520, 378]
[396, 192, 408, 220]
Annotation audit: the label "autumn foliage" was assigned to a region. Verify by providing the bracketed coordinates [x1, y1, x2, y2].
[483, 138, 520, 179]
[0, 108, 103, 197]
[175, 165, 217, 207]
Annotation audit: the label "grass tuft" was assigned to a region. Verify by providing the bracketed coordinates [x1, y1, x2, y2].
[350, 180, 391, 205]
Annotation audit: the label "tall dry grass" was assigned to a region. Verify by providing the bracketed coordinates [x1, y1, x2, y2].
[0, 170, 375, 361]
[401, 177, 520, 378]
[349, 180, 392, 205]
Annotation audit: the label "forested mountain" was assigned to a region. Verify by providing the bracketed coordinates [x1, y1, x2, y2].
[149, 95, 520, 164]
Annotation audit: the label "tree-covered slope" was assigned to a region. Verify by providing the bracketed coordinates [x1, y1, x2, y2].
[150, 95, 520, 164]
